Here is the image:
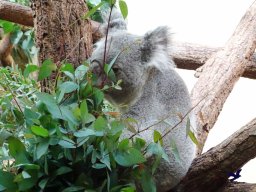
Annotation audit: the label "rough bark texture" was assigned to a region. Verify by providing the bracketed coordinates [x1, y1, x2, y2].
[171, 118, 256, 192]
[191, 2, 256, 154]
[31, 0, 93, 91]
[0, 0, 33, 27]
[219, 182, 256, 192]
[172, 42, 256, 79]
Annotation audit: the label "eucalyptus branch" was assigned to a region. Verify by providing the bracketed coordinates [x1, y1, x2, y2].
[2, 73, 24, 115]
[129, 94, 208, 140]
[103, 4, 114, 67]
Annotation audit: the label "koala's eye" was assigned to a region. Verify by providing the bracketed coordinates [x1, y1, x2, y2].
[112, 67, 119, 73]
[91, 60, 102, 75]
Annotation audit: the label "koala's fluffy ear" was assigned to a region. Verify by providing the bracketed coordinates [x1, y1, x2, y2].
[100, 7, 127, 35]
[141, 26, 171, 63]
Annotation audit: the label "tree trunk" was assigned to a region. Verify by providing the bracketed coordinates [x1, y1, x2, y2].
[31, 0, 93, 91]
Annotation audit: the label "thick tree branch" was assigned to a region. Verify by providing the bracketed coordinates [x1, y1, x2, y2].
[0, 0, 33, 26]
[191, 1, 256, 153]
[172, 42, 256, 79]
[220, 182, 256, 192]
[172, 118, 256, 192]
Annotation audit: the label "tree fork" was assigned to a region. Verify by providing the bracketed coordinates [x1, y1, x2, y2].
[191, 1, 256, 153]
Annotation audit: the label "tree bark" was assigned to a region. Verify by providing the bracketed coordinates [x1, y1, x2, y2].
[31, 0, 93, 91]
[191, 1, 256, 154]
[172, 42, 256, 79]
[172, 118, 256, 192]
[219, 182, 256, 192]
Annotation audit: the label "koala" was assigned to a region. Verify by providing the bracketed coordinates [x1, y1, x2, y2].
[90, 9, 197, 191]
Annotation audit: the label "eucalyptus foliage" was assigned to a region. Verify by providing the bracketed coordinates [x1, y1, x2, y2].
[0, 1, 171, 191]
[0, 58, 168, 192]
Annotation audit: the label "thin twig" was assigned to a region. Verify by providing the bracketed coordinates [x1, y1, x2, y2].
[129, 94, 208, 140]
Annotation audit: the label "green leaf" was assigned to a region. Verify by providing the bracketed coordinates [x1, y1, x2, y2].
[118, 138, 129, 151]
[24, 107, 40, 126]
[38, 59, 57, 80]
[8, 137, 29, 164]
[38, 178, 48, 190]
[21, 171, 31, 179]
[11, 30, 23, 45]
[83, 113, 96, 124]
[31, 125, 49, 138]
[74, 65, 88, 80]
[92, 163, 107, 169]
[121, 186, 136, 192]
[36, 92, 62, 119]
[59, 81, 79, 94]
[17, 170, 38, 191]
[2, 22, 15, 33]
[0, 129, 12, 146]
[147, 143, 169, 162]
[74, 129, 96, 137]
[94, 116, 107, 131]
[151, 156, 161, 175]
[104, 51, 122, 75]
[170, 140, 181, 163]
[62, 186, 85, 192]
[119, 0, 128, 19]
[24, 65, 39, 78]
[109, 121, 124, 135]
[63, 71, 75, 80]
[140, 170, 156, 192]
[114, 148, 146, 167]
[153, 130, 163, 146]
[55, 166, 72, 176]
[188, 130, 199, 145]
[15, 164, 40, 170]
[80, 100, 89, 123]
[93, 89, 104, 106]
[83, 1, 105, 19]
[60, 106, 78, 125]
[100, 154, 111, 170]
[0, 185, 6, 191]
[58, 138, 76, 149]
[61, 63, 74, 73]
[36, 139, 49, 159]
[133, 138, 146, 151]
[0, 170, 17, 191]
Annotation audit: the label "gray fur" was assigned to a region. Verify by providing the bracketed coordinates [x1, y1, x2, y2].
[90, 8, 196, 191]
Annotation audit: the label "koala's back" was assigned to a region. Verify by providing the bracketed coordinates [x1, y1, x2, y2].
[124, 67, 196, 191]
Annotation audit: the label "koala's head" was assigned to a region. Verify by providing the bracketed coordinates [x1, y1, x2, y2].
[90, 8, 174, 109]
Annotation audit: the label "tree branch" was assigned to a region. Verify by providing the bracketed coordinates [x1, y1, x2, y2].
[191, 1, 256, 154]
[0, 0, 33, 26]
[172, 42, 256, 80]
[220, 182, 256, 192]
[172, 118, 256, 192]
